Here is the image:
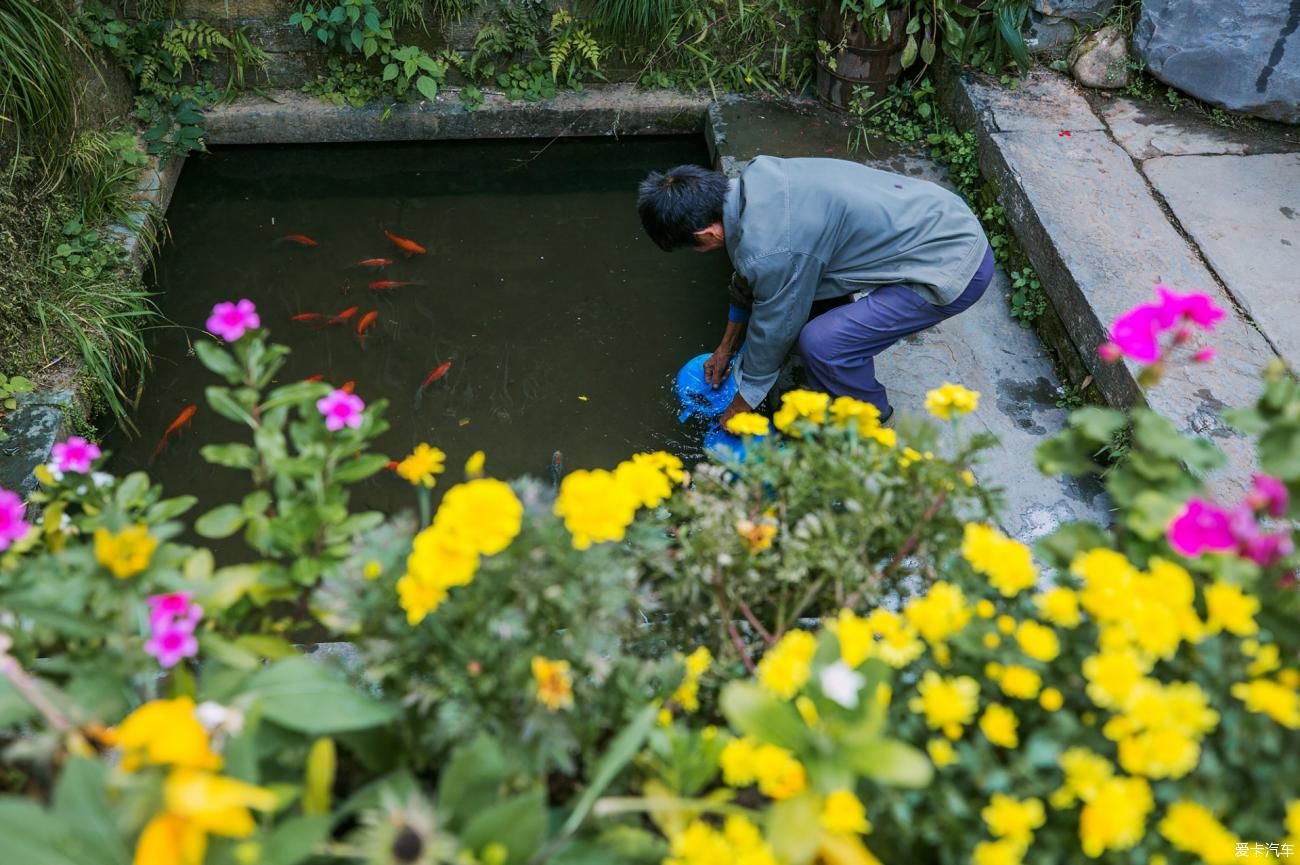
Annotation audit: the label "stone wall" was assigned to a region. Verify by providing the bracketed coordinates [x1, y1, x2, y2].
[175, 0, 489, 89]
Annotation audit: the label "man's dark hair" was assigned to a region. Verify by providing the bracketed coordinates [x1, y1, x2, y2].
[637, 165, 729, 251]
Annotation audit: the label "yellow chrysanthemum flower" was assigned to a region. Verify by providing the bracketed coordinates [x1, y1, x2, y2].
[961, 523, 1037, 597]
[1158, 801, 1241, 865]
[981, 793, 1045, 846]
[1231, 678, 1300, 728]
[406, 522, 480, 590]
[980, 703, 1019, 748]
[971, 839, 1024, 865]
[927, 738, 957, 768]
[909, 671, 980, 734]
[757, 630, 817, 699]
[820, 790, 871, 836]
[640, 450, 686, 484]
[752, 743, 807, 800]
[616, 456, 674, 510]
[1078, 776, 1153, 858]
[865, 609, 925, 668]
[434, 478, 523, 556]
[1083, 649, 1148, 709]
[832, 609, 874, 668]
[1052, 747, 1114, 808]
[396, 572, 449, 626]
[1204, 581, 1260, 637]
[998, 665, 1042, 700]
[736, 518, 778, 553]
[395, 443, 446, 488]
[1036, 587, 1082, 628]
[94, 524, 158, 579]
[102, 698, 221, 772]
[904, 581, 972, 646]
[1039, 687, 1064, 711]
[553, 468, 640, 550]
[671, 647, 712, 713]
[924, 382, 979, 420]
[531, 656, 574, 711]
[725, 412, 771, 437]
[772, 389, 830, 435]
[1015, 620, 1061, 663]
[134, 770, 278, 865]
[829, 396, 881, 432]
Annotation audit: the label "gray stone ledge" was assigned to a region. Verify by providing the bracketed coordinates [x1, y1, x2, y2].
[204, 86, 711, 146]
[939, 65, 1277, 498]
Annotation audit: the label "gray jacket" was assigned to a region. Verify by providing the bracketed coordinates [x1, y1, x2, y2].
[724, 156, 988, 408]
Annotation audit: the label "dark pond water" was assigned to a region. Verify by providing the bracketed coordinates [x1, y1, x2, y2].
[105, 136, 730, 515]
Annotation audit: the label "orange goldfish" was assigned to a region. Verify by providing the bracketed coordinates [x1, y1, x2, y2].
[304, 374, 324, 382]
[152, 404, 197, 460]
[383, 230, 426, 256]
[385, 460, 400, 472]
[291, 313, 322, 322]
[356, 311, 379, 338]
[368, 280, 422, 291]
[323, 305, 359, 326]
[279, 234, 318, 246]
[340, 380, 356, 394]
[422, 360, 452, 387]
[355, 258, 393, 268]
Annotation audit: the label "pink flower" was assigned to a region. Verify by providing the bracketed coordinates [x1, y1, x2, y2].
[316, 389, 365, 431]
[1097, 342, 1123, 362]
[0, 489, 29, 551]
[1108, 303, 1164, 363]
[206, 299, 260, 342]
[1240, 532, 1294, 568]
[147, 592, 203, 631]
[1167, 498, 1237, 557]
[1246, 474, 1289, 519]
[1193, 347, 1216, 363]
[51, 436, 102, 474]
[1155, 286, 1225, 330]
[145, 621, 199, 669]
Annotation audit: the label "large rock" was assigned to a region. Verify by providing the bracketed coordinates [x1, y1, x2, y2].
[1070, 24, 1130, 89]
[1031, 0, 1113, 25]
[1025, 11, 1078, 58]
[1135, 0, 1300, 125]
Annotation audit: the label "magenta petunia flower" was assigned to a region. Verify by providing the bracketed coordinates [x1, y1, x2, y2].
[1168, 498, 1238, 557]
[145, 621, 199, 669]
[51, 436, 102, 474]
[1246, 474, 1289, 519]
[1108, 303, 1164, 364]
[147, 591, 203, 631]
[206, 299, 261, 342]
[316, 389, 365, 431]
[1192, 346, 1216, 363]
[1155, 285, 1225, 330]
[1240, 532, 1294, 568]
[0, 489, 29, 551]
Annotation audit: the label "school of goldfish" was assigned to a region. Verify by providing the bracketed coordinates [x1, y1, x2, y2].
[153, 229, 453, 461]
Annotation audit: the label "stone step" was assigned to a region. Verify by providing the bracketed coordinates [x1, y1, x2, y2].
[940, 68, 1278, 499]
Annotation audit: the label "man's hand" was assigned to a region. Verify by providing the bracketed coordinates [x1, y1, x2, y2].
[717, 392, 753, 428]
[703, 345, 735, 388]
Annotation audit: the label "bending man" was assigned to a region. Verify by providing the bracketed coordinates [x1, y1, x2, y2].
[637, 156, 993, 425]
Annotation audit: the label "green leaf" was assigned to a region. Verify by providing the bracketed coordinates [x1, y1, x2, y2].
[244, 657, 398, 735]
[561, 704, 657, 838]
[765, 793, 822, 865]
[460, 790, 547, 865]
[1260, 424, 1300, 481]
[438, 735, 507, 828]
[382, 63, 398, 81]
[0, 798, 107, 865]
[206, 386, 257, 427]
[234, 634, 298, 659]
[201, 442, 258, 470]
[196, 504, 246, 539]
[842, 737, 932, 787]
[263, 381, 328, 413]
[334, 454, 389, 483]
[1071, 407, 1126, 443]
[920, 37, 936, 65]
[200, 632, 263, 670]
[363, 10, 380, 31]
[115, 471, 149, 508]
[719, 681, 810, 751]
[146, 495, 198, 522]
[52, 759, 130, 865]
[0, 676, 39, 727]
[416, 74, 439, 101]
[1125, 490, 1182, 541]
[900, 34, 917, 69]
[262, 815, 332, 865]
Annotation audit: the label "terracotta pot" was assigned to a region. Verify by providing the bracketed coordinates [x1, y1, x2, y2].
[815, 6, 911, 111]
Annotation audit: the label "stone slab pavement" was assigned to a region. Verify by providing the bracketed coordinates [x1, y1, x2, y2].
[1143, 152, 1300, 370]
[708, 98, 1110, 543]
[941, 69, 1286, 501]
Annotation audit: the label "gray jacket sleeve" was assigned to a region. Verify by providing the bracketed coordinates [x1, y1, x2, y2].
[733, 252, 825, 408]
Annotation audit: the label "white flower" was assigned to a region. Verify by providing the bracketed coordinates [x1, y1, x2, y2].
[820, 661, 866, 709]
[196, 701, 245, 737]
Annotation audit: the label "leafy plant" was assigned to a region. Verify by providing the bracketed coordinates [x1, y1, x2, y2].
[137, 94, 206, 157]
[303, 57, 386, 107]
[548, 9, 603, 89]
[382, 44, 446, 100]
[0, 373, 34, 443]
[1008, 267, 1046, 324]
[0, 0, 82, 172]
[291, 0, 395, 57]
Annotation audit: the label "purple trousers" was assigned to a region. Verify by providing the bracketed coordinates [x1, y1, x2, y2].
[798, 246, 995, 416]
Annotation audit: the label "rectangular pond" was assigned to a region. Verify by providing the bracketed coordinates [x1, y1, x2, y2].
[106, 135, 730, 513]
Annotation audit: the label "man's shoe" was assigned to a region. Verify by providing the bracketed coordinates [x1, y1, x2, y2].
[880, 407, 896, 429]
